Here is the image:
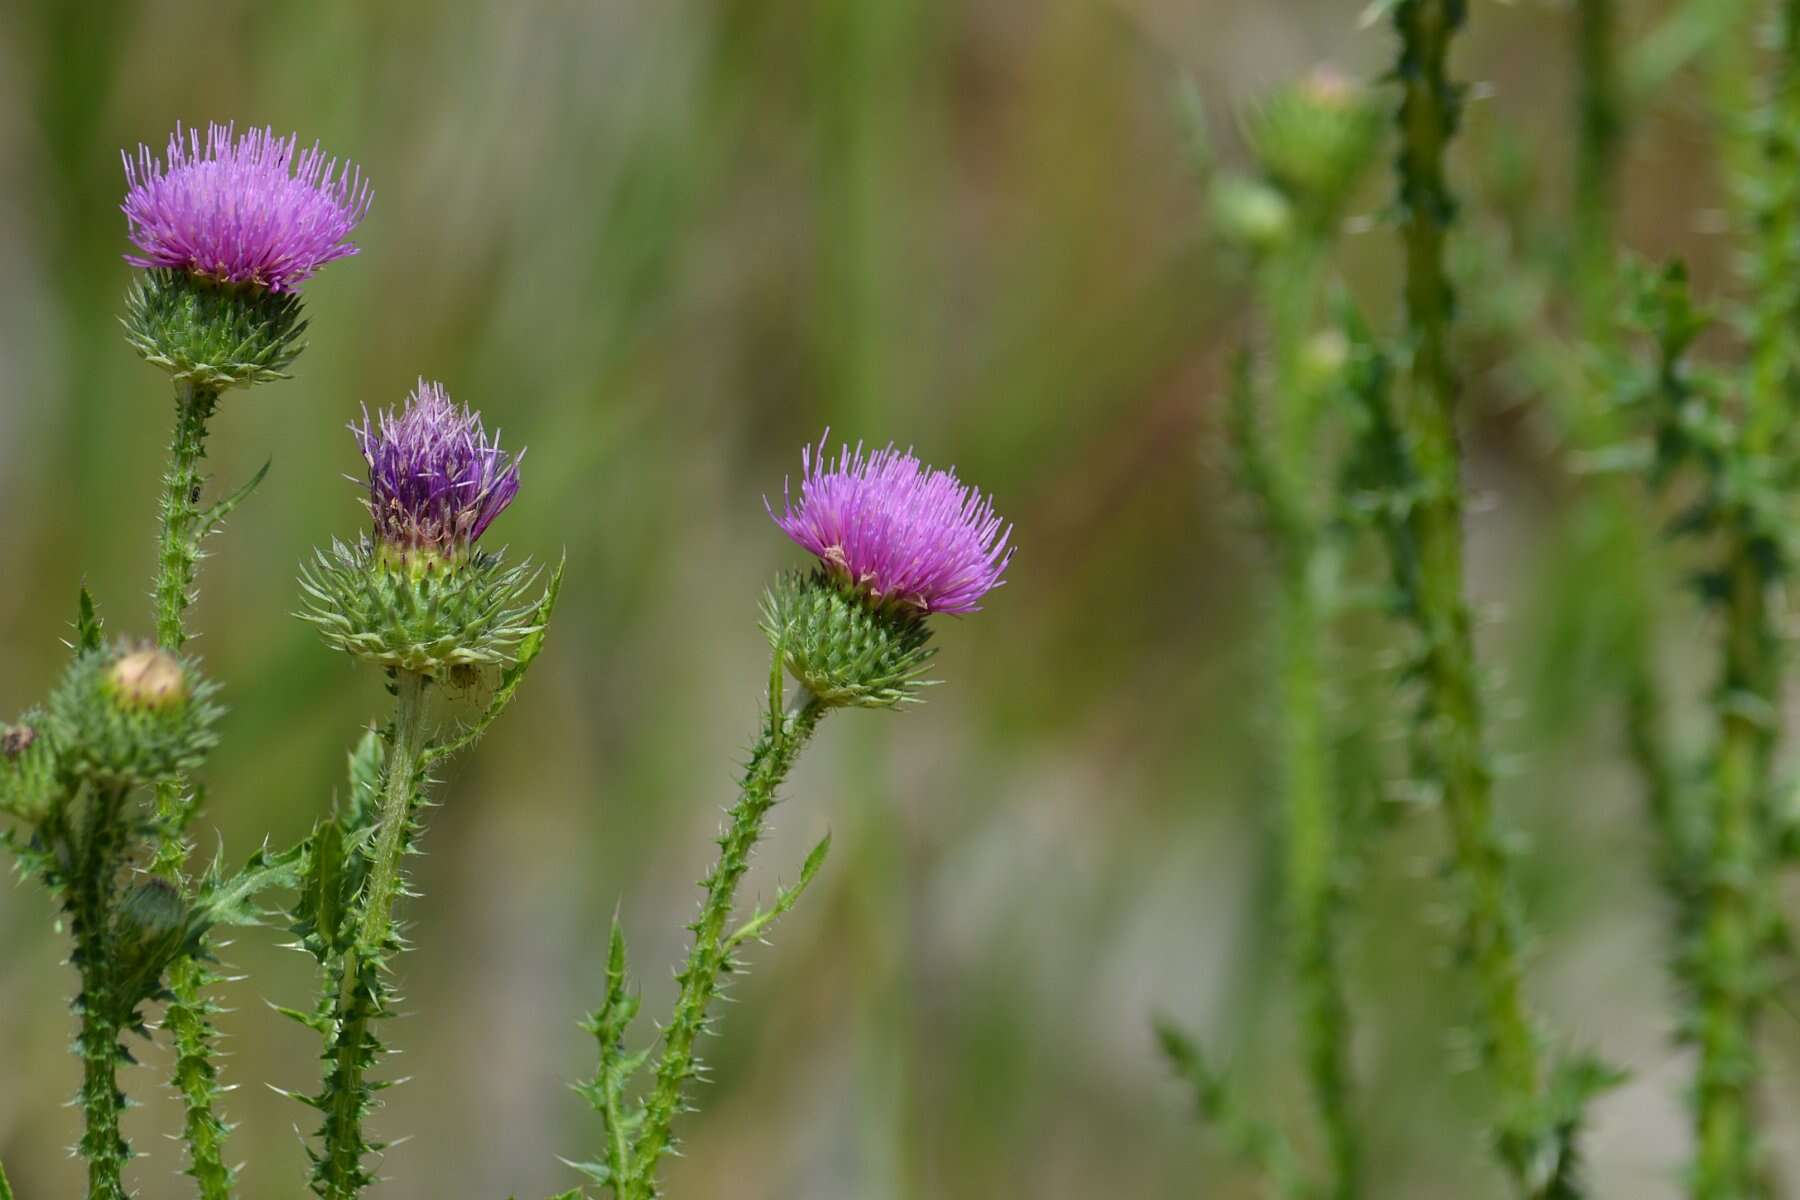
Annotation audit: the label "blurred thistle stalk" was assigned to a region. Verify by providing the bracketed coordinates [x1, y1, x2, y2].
[1160, 57, 1386, 1200]
[1684, 1, 1800, 1191]
[1385, 2, 1618, 1193]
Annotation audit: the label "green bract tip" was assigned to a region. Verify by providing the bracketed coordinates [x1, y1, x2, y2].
[47, 643, 221, 788]
[122, 269, 308, 390]
[761, 570, 936, 709]
[297, 536, 545, 675]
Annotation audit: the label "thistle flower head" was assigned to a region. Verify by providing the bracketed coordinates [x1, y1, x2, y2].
[122, 122, 371, 294]
[354, 380, 522, 569]
[768, 437, 1013, 616]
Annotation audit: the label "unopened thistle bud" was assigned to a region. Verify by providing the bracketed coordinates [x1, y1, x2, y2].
[1211, 174, 1293, 251]
[763, 437, 1013, 708]
[1241, 66, 1383, 224]
[300, 380, 542, 675]
[0, 717, 60, 822]
[120, 122, 370, 388]
[48, 644, 221, 788]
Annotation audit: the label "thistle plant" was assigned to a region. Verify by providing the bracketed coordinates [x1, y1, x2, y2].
[0, 121, 373, 1200]
[1159, 66, 1384, 1200]
[562, 437, 1012, 1199]
[293, 379, 556, 1200]
[1, 120, 556, 1200]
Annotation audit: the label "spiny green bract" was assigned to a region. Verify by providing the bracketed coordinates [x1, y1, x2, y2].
[0, 714, 61, 822]
[123, 269, 308, 389]
[1242, 68, 1384, 225]
[761, 569, 935, 709]
[298, 536, 544, 675]
[47, 644, 221, 788]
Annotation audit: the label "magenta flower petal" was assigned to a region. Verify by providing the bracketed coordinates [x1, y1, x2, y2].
[122, 122, 371, 293]
[768, 436, 1013, 615]
[354, 381, 522, 561]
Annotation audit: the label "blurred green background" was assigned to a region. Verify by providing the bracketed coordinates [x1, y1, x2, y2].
[0, 1, 1784, 1196]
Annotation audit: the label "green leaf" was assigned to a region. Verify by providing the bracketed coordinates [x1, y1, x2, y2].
[196, 842, 305, 930]
[75, 586, 104, 652]
[0, 1149, 15, 1200]
[725, 831, 832, 951]
[199, 458, 271, 537]
[293, 819, 349, 956]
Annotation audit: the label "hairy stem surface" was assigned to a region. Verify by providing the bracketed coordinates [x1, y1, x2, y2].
[71, 786, 131, 1200]
[316, 670, 430, 1199]
[623, 692, 828, 1199]
[1393, 1, 1555, 1189]
[154, 380, 220, 652]
[1694, 547, 1777, 1199]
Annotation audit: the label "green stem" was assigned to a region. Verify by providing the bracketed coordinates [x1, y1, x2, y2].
[154, 379, 220, 652]
[1262, 235, 1359, 1200]
[71, 786, 131, 1200]
[622, 688, 828, 1199]
[1573, 0, 1623, 346]
[0, 1151, 14, 1200]
[1280, 565, 1357, 1200]
[316, 671, 431, 1200]
[1393, 2, 1554, 1189]
[1694, 548, 1777, 1200]
[149, 377, 234, 1198]
[359, 671, 430, 956]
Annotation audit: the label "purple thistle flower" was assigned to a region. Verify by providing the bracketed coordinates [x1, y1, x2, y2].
[354, 381, 522, 565]
[769, 436, 1013, 616]
[122, 122, 371, 294]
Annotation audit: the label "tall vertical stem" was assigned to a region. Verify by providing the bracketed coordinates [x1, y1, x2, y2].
[1393, 1, 1552, 1188]
[154, 380, 220, 652]
[1573, 0, 1623, 346]
[1691, 6, 1800, 1194]
[623, 687, 828, 1199]
[316, 670, 431, 1200]
[149, 377, 234, 1197]
[1694, 547, 1776, 1199]
[70, 786, 130, 1200]
[1262, 235, 1359, 1200]
[359, 671, 430, 956]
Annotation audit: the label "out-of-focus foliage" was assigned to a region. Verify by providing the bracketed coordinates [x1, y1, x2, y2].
[0, 1, 1786, 1197]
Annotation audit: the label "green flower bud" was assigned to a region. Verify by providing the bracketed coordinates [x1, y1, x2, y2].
[1242, 66, 1384, 223]
[1211, 174, 1293, 251]
[48, 643, 221, 788]
[108, 647, 190, 709]
[122, 269, 307, 390]
[0, 717, 62, 822]
[298, 537, 544, 676]
[1299, 328, 1352, 394]
[761, 570, 936, 709]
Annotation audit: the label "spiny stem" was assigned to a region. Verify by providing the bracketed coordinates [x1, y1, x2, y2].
[155, 379, 220, 652]
[1573, 0, 1623, 345]
[1392, 1, 1555, 1189]
[151, 377, 234, 1199]
[1259, 235, 1360, 1199]
[359, 670, 430, 957]
[1694, 547, 1777, 1199]
[316, 670, 430, 1199]
[70, 785, 131, 1200]
[622, 682, 828, 1199]
[1689, 8, 1800, 1191]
